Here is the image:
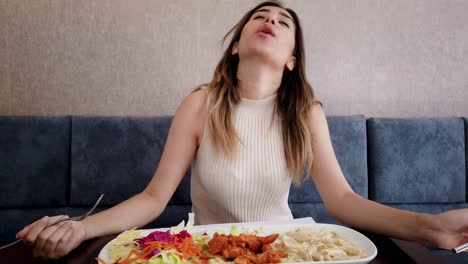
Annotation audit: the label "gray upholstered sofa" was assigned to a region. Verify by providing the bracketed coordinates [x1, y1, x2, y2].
[0, 115, 467, 262]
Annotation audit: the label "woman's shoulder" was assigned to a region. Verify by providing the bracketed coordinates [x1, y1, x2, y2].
[174, 85, 209, 143]
[308, 101, 330, 138]
[181, 85, 209, 113]
[309, 101, 325, 119]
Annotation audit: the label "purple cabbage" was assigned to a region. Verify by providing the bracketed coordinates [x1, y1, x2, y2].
[135, 230, 193, 249]
[145, 248, 161, 258]
[175, 230, 191, 240]
[133, 229, 195, 259]
[136, 230, 174, 248]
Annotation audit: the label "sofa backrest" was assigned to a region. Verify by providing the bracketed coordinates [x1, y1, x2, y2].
[465, 118, 468, 201]
[0, 116, 70, 208]
[288, 115, 368, 222]
[67, 115, 369, 223]
[69, 116, 367, 196]
[367, 118, 465, 203]
[289, 115, 368, 200]
[0, 115, 466, 231]
[70, 116, 191, 207]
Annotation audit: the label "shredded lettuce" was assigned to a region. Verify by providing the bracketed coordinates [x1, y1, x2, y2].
[230, 225, 239, 236]
[108, 229, 141, 263]
[192, 233, 210, 249]
[148, 250, 188, 264]
[186, 212, 195, 232]
[170, 220, 185, 234]
[170, 213, 195, 234]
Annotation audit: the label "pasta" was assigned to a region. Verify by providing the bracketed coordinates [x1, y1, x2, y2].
[279, 227, 367, 262]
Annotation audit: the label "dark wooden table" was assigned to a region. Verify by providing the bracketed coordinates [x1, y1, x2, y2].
[0, 231, 447, 264]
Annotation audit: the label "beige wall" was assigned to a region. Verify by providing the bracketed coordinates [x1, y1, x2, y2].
[1, 0, 467, 117]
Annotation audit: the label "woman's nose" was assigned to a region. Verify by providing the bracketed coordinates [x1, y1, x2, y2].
[265, 17, 276, 25]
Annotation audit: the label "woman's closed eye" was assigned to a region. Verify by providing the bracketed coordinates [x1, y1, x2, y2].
[279, 21, 290, 28]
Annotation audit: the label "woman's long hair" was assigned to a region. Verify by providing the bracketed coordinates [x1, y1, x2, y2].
[198, 0, 322, 185]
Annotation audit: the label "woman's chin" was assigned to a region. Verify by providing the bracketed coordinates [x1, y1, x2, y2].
[243, 45, 279, 59]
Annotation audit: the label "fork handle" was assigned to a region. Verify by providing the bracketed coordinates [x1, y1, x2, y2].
[0, 238, 23, 250]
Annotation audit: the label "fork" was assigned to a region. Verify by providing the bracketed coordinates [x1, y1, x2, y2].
[0, 193, 104, 250]
[453, 242, 468, 253]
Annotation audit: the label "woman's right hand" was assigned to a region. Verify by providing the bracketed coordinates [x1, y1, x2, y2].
[16, 215, 88, 259]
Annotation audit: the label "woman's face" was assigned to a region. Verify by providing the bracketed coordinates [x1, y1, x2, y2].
[233, 6, 296, 70]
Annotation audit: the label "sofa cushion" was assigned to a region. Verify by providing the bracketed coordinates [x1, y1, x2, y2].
[289, 115, 368, 202]
[368, 118, 465, 203]
[465, 117, 468, 201]
[0, 116, 70, 207]
[70, 116, 191, 206]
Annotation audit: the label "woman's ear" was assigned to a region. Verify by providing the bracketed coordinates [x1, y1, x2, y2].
[232, 42, 239, 55]
[285, 56, 296, 71]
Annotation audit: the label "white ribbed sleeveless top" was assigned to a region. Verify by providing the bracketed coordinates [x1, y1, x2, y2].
[190, 91, 294, 224]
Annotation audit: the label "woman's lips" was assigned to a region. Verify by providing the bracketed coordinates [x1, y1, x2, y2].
[256, 24, 276, 38]
[256, 31, 275, 38]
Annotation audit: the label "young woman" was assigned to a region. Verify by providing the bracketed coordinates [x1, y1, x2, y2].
[17, 1, 468, 259]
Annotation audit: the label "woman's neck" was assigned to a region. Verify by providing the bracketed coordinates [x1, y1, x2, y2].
[236, 58, 283, 100]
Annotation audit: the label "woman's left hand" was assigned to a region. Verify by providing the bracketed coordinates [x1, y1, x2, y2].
[426, 208, 468, 249]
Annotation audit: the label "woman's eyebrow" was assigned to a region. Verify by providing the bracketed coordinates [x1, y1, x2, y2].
[253, 8, 294, 23]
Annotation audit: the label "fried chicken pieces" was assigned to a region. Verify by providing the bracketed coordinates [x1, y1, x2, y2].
[207, 233, 287, 264]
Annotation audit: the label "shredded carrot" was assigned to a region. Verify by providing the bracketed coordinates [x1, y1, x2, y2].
[142, 241, 177, 257]
[140, 237, 202, 260]
[176, 237, 202, 259]
[95, 257, 107, 264]
[114, 235, 204, 264]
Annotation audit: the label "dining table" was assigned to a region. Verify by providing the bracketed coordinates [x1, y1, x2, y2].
[0, 228, 449, 264]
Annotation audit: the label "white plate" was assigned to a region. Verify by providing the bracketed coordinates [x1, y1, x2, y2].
[97, 222, 377, 264]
